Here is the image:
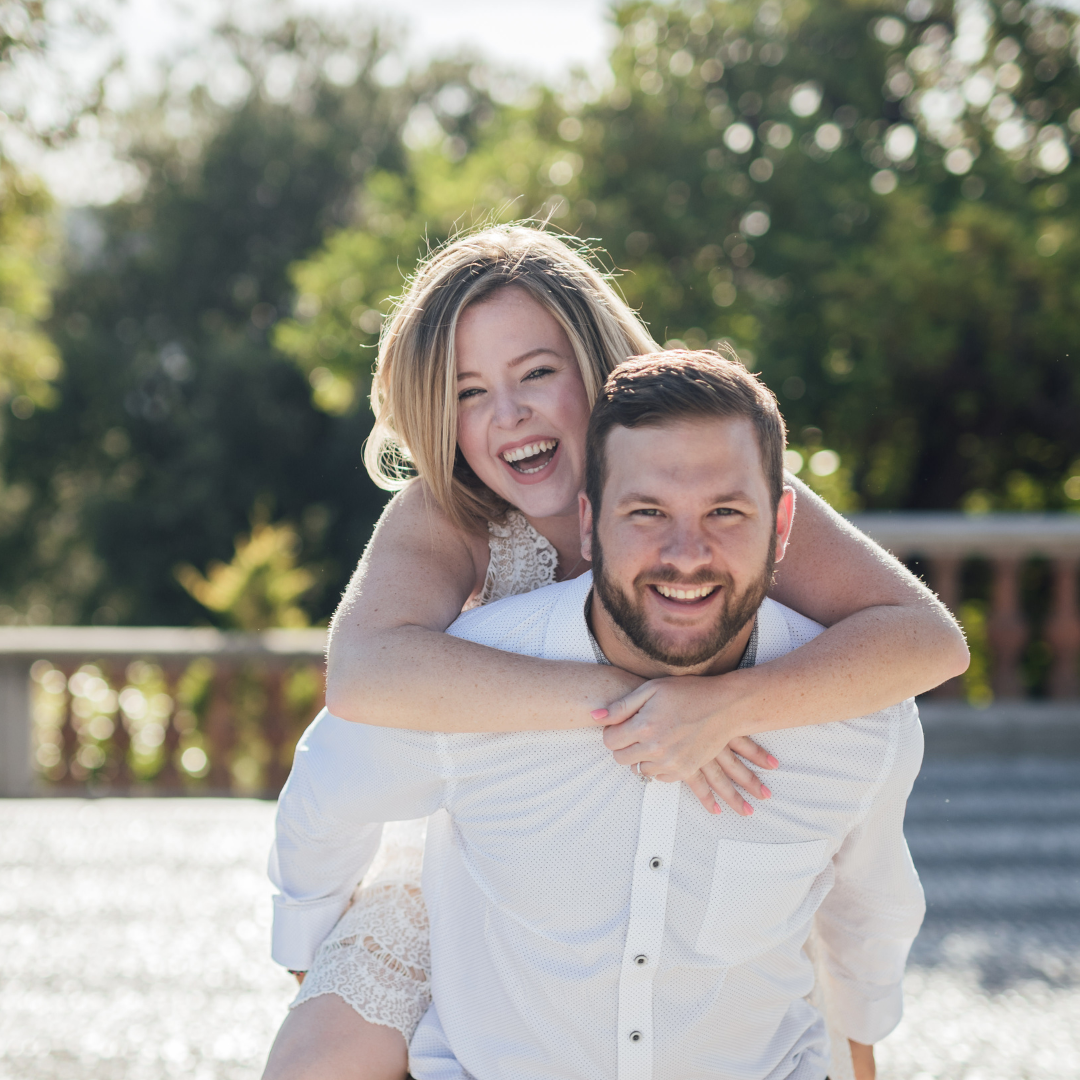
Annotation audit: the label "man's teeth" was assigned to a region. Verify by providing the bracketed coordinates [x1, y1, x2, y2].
[655, 585, 717, 600]
[502, 439, 558, 464]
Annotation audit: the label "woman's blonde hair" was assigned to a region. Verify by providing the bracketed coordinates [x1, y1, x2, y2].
[364, 224, 659, 534]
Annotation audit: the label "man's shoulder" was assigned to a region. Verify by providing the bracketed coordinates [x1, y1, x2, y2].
[756, 597, 921, 744]
[756, 597, 826, 662]
[448, 573, 593, 659]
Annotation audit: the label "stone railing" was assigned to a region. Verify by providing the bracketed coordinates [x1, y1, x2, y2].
[0, 627, 325, 797]
[3, 513, 1080, 796]
[850, 513, 1080, 702]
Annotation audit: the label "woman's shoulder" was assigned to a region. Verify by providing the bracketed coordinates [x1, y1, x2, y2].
[375, 482, 491, 584]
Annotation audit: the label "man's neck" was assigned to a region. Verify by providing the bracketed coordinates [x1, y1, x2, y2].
[587, 592, 759, 679]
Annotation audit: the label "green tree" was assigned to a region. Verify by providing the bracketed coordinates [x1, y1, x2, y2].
[281, 0, 1080, 514]
[0, 17, 420, 625]
[176, 514, 316, 630]
[0, 166, 60, 414]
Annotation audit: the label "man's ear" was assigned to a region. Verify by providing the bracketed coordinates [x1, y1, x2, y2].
[773, 485, 796, 563]
[579, 492, 594, 563]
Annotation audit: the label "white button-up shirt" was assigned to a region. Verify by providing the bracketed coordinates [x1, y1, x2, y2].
[270, 573, 925, 1080]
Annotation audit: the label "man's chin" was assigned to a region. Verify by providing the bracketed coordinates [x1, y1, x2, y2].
[633, 627, 734, 670]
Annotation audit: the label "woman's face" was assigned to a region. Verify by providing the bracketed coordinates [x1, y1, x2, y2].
[455, 286, 591, 522]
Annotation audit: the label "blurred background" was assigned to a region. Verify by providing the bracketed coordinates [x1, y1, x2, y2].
[1, 1, 1080, 1077]
[2, 0, 1079, 635]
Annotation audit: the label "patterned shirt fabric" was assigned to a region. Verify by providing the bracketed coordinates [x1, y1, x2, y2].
[270, 572, 925, 1080]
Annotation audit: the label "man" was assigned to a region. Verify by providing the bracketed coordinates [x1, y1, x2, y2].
[270, 351, 925, 1080]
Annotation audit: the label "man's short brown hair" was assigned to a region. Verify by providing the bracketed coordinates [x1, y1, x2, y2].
[584, 348, 787, 514]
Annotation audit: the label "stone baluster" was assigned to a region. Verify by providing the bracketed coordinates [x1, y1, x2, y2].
[58, 665, 81, 786]
[987, 557, 1028, 699]
[105, 661, 131, 788]
[205, 665, 235, 793]
[1045, 557, 1080, 699]
[155, 662, 185, 792]
[262, 666, 290, 797]
[928, 555, 964, 698]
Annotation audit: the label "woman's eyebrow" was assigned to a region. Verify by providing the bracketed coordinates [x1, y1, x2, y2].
[457, 346, 563, 380]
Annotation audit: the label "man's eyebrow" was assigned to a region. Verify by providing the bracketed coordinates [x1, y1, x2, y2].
[616, 489, 755, 506]
[456, 346, 563, 380]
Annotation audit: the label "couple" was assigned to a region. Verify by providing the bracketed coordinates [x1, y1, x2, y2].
[264, 227, 967, 1080]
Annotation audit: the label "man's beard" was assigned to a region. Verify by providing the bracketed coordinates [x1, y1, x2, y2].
[592, 534, 775, 669]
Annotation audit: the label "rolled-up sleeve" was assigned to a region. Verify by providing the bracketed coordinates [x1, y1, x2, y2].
[269, 708, 447, 971]
[814, 710, 927, 1045]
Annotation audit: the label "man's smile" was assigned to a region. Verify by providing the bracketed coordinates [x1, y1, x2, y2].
[646, 582, 724, 612]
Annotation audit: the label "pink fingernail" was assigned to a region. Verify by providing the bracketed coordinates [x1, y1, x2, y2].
[590, 709, 609, 720]
[713, 802, 722, 814]
[760, 785, 772, 799]
[743, 801, 753, 815]
[767, 755, 779, 768]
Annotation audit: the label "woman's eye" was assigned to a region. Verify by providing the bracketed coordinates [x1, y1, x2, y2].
[457, 387, 484, 401]
[523, 366, 555, 382]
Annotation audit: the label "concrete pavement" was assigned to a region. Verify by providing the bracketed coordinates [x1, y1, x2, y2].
[1, 758, 1078, 1079]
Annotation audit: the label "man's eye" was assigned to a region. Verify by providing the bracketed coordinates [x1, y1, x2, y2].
[711, 508, 738, 516]
[632, 508, 663, 517]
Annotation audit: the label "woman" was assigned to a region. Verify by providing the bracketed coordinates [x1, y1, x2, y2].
[263, 225, 967, 1080]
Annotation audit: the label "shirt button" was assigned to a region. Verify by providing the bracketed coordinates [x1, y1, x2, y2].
[649, 857, 662, 869]
[629, 1031, 643, 1042]
[634, 954, 648, 966]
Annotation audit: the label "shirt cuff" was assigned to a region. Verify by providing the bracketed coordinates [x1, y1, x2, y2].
[270, 893, 349, 971]
[828, 976, 905, 1046]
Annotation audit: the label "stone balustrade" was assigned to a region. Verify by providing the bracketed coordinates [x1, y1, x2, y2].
[2, 513, 1080, 797]
[850, 513, 1080, 702]
[0, 627, 325, 797]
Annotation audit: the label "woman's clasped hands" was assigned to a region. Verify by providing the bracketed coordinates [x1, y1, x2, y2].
[592, 670, 778, 817]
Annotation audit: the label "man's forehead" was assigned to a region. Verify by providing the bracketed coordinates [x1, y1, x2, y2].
[603, 416, 764, 485]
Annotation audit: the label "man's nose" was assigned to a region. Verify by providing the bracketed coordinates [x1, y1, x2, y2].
[659, 521, 713, 574]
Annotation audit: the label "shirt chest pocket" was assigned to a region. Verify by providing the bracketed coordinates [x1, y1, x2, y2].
[695, 837, 832, 966]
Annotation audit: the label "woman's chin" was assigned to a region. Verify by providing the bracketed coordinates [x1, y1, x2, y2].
[490, 474, 578, 521]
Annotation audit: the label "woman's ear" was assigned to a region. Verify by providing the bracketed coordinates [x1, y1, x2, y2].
[579, 491, 595, 563]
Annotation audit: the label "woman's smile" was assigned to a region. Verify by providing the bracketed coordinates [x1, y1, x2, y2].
[498, 436, 562, 481]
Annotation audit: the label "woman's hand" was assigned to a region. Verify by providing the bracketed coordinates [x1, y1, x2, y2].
[595, 673, 778, 815]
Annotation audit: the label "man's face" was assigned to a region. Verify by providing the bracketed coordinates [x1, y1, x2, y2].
[581, 416, 794, 676]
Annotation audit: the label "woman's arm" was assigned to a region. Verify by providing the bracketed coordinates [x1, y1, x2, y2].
[600, 477, 969, 801]
[324, 483, 642, 732]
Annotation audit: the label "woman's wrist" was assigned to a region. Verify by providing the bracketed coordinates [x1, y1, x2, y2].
[699, 664, 766, 741]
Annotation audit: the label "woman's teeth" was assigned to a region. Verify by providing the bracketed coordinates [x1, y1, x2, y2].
[655, 585, 717, 600]
[502, 439, 558, 474]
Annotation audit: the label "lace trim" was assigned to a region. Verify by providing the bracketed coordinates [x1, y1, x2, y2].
[291, 880, 432, 1042]
[468, 511, 560, 609]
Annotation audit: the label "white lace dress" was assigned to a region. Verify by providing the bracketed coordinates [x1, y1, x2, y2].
[290, 511, 855, 1080]
[290, 511, 559, 1039]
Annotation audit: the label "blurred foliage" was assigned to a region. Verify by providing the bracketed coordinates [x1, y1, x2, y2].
[281, 0, 1080, 520]
[176, 513, 316, 630]
[0, 0, 118, 146]
[3, 0, 1080, 627]
[0, 165, 61, 413]
[0, 16, 427, 625]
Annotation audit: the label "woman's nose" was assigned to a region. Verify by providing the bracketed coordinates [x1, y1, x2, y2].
[491, 389, 531, 427]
